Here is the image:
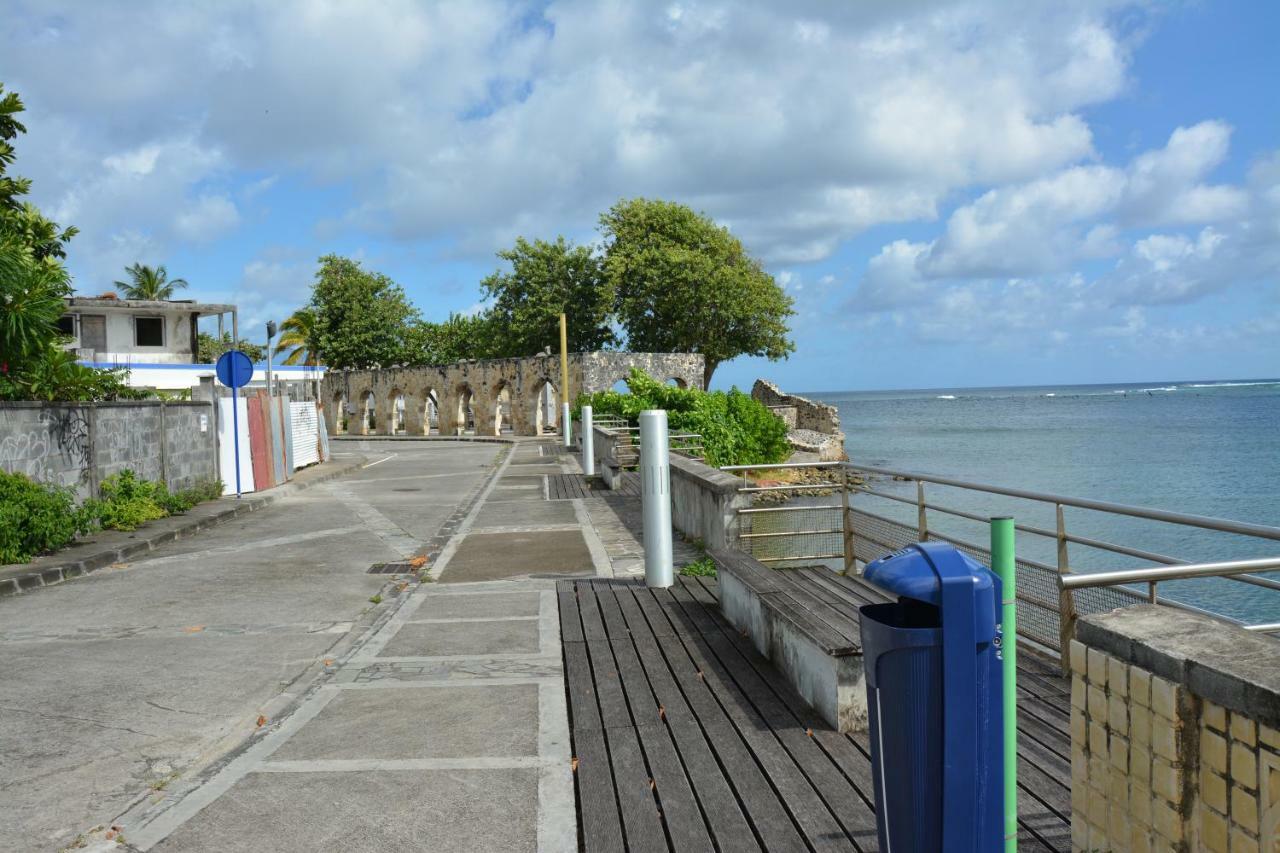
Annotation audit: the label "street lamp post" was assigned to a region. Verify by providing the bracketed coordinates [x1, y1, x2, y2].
[265, 320, 276, 396]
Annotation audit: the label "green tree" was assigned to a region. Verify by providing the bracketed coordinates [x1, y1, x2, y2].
[309, 255, 418, 369]
[480, 236, 614, 357]
[0, 84, 77, 260]
[403, 313, 496, 365]
[196, 332, 265, 364]
[114, 263, 188, 300]
[600, 198, 795, 388]
[276, 307, 320, 366]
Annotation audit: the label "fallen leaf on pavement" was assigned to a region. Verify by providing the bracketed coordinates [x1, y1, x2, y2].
[255, 715, 267, 727]
[182, 625, 205, 633]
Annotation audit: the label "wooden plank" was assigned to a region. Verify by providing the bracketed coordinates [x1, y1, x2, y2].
[558, 580, 584, 643]
[673, 585, 878, 850]
[577, 578, 609, 640]
[604, 726, 669, 853]
[576, 726, 627, 853]
[592, 580, 634, 640]
[564, 641, 603, 733]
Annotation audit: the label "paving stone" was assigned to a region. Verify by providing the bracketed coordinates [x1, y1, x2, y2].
[271, 684, 539, 760]
[152, 769, 538, 853]
[377, 619, 541, 657]
[415, 592, 542, 620]
[439, 530, 594, 582]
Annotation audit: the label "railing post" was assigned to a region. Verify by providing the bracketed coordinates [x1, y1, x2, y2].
[841, 465, 855, 575]
[916, 480, 928, 541]
[1056, 503, 1078, 674]
[990, 516, 1018, 853]
[581, 405, 594, 476]
[639, 410, 673, 588]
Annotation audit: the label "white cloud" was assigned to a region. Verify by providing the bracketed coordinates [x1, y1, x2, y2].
[174, 194, 240, 242]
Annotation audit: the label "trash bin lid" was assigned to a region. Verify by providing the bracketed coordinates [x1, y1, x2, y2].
[864, 541, 994, 606]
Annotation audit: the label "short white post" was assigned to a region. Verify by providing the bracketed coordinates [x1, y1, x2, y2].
[582, 405, 595, 476]
[640, 409, 673, 588]
[562, 402, 572, 447]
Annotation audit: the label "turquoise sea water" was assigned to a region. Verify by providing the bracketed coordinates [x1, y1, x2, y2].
[804, 380, 1280, 626]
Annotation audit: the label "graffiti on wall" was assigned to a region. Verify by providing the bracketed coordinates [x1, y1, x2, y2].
[0, 407, 93, 486]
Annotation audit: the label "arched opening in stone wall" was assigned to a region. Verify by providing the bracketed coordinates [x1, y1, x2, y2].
[389, 389, 405, 435]
[493, 383, 512, 435]
[360, 391, 376, 434]
[455, 384, 475, 435]
[533, 380, 558, 434]
[422, 389, 439, 435]
[333, 392, 348, 434]
[666, 377, 687, 389]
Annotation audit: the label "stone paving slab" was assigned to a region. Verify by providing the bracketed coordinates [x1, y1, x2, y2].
[270, 684, 539, 760]
[439, 530, 595, 582]
[413, 591, 543, 619]
[376, 618, 541, 657]
[151, 768, 539, 853]
[471, 500, 578, 531]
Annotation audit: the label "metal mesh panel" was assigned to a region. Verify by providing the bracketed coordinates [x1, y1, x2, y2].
[739, 505, 844, 563]
[849, 507, 1074, 652]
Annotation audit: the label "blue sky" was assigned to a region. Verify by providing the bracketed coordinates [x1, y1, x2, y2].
[5, 1, 1277, 391]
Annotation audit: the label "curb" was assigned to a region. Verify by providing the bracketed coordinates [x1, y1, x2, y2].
[0, 458, 365, 600]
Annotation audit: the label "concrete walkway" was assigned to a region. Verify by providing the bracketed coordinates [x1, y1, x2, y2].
[3, 437, 703, 851]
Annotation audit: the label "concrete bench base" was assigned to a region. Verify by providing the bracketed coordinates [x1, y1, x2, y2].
[716, 557, 870, 733]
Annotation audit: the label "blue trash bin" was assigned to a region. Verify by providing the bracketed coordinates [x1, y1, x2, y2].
[859, 542, 1004, 852]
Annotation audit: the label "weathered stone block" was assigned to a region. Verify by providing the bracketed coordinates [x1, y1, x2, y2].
[1201, 804, 1230, 853]
[1232, 742, 1258, 790]
[1231, 784, 1259, 833]
[1231, 713, 1259, 747]
[1088, 647, 1108, 686]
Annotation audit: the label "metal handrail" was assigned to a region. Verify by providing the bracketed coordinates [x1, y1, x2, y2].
[724, 459, 1280, 645]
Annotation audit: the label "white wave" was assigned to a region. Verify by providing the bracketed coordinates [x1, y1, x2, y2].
[1139, 386, 1178, 392]
[1184, 381, 1280, 388]
[1043, 393, 1056, 397]
[935, 395, 957, 400]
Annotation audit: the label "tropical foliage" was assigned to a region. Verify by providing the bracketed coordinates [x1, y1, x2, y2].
[196, 332, 265, 365]
[575, 368, 790, 467]
[114, 263, 188, 300]
[277, 307, 320, 365]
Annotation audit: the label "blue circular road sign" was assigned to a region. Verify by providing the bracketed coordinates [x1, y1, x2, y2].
[215, 350, 254, 388]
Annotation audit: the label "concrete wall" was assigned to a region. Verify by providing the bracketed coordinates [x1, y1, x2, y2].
[0, 401, 217, 500]
[1069, 605, 1280, 851]
[668, 455, 749, 550]
[65, 304, 198, 364]
[322, 352, 704, 438]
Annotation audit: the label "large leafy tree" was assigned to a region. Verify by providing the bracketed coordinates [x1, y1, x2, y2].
[600, 198, 795, 388]
[309, 255, 418, 369]
[480, 236, 614, 357]
[276, 307, 320, 366]
[1, 84, 77, 261]
[403, 313, 496, 365]
[115, 263, 188, 300]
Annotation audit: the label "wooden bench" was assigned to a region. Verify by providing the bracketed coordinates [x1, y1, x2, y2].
[710, 548, 890, 732]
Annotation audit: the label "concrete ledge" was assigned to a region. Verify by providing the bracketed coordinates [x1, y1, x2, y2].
[668, 456, 750, 550]
[1078, 604, 1280, 729]
[715, 552, 868, 732]
[0, 457, 364, 600]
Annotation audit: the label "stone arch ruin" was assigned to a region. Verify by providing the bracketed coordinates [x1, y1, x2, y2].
[322, 352, 703, 438]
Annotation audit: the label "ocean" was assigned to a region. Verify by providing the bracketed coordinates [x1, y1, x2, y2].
[803, 380, 1280, 626]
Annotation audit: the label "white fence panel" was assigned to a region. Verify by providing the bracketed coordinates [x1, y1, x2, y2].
[290, 402, 320, 469]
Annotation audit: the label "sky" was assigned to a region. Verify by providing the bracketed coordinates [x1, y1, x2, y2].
[4, 0, 1278, 391]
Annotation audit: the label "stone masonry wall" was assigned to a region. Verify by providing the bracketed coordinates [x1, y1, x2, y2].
[322, 352, 704, 438]
[751, 378, 841, 434]
[1070, 605, 1280, 852]
[0, 401, 217, 500]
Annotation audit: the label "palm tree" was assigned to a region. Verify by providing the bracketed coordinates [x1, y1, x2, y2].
[277, 307, 320, 366]
[114, 263, 188, 300]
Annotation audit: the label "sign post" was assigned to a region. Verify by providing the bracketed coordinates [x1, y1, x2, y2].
[215, 350, 254, 498]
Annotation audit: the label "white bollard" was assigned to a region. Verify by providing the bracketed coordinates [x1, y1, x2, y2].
[562, 402, 572, 447]
[639, 409, 673, 588]
[582, 405, 595, 476]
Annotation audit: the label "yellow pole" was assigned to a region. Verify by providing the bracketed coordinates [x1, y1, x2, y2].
[559, 313, 571, 445]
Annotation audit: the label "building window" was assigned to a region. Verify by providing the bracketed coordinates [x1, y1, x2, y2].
[134, 316, 165, 347]
[55, 315, 77, 337]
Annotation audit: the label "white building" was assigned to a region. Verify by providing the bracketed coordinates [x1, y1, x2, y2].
[59, 296, 324, 391]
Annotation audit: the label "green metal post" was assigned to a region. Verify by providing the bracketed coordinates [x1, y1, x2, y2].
[991, 516, 1017, 852]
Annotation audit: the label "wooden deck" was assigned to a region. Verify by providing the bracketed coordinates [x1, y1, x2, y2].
[547, 472, 642, 500]
[559, 575, 1073, 852]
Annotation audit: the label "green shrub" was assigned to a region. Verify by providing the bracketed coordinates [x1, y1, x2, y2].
[679, 557, 717, 578]
[576, 368, 790, 467]
[0, 471, 95, 563]
[91, 470, 169, 531]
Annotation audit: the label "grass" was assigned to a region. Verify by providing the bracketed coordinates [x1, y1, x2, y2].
[679, 556, 717, 577]
[369, 594, 383, 604]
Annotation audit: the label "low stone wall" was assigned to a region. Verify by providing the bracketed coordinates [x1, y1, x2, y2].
[1069, 605, 1280, 851]
[668, 455, 749, 550]
[0, 401, 217, 500]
